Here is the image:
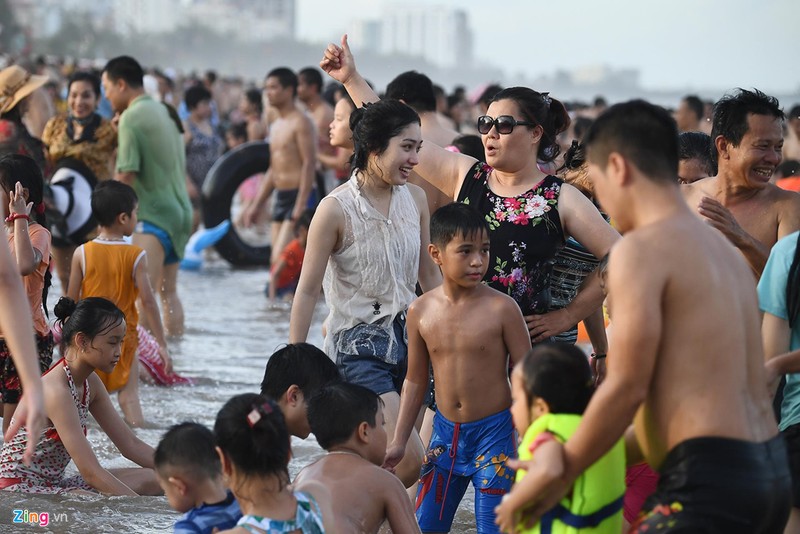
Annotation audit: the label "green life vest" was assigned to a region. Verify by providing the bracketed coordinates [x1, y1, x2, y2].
[515, 413, 626, 534]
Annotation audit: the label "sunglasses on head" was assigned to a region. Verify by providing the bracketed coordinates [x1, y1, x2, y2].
[477, 115, 537, 135]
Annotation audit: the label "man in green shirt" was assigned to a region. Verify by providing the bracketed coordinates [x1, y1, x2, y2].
[102, 55, 191, 336]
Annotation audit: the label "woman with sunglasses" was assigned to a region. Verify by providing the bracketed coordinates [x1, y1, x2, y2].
[321, 36, 619, 342]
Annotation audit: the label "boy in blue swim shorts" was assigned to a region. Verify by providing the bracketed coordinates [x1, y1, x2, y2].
[384, 203, 532, 533]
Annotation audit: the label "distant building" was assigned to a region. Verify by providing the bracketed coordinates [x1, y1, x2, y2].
[183, 0, 295, 41]
[9, 0, 113, 39]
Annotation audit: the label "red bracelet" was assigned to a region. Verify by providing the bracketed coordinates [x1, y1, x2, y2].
[4, 213, 30, 223]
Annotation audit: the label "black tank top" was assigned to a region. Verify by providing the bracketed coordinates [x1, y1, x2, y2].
[457, 162, 565, 315]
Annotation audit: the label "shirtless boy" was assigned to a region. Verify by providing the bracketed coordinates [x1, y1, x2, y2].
[384, 202, 531, 533]
[242, 68, 317, 265]
[516, 100, 790, 532]
[297, 67, 335, 195]
[682, 89, 800, 277]
[296, 382, 420, 534]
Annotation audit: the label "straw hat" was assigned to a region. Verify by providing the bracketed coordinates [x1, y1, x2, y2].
[0, 65, 48, 114]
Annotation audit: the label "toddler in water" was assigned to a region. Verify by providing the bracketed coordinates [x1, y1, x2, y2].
[0, 154, 53, 435]
[155, 422, 242, 534]
[494, 343, 625, 533]
[296, 382, 420, 533]
[214, 394, 334, 533]
[0, 297, 161, 495]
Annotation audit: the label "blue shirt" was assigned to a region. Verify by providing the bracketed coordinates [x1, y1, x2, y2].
[758, 230, 800, 430]
[173, 490, 242, 534]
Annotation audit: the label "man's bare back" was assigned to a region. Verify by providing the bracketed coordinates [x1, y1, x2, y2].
[610, 214, 776, 468]
[294, 453, 419, 534]
[412, 283, 530, 422]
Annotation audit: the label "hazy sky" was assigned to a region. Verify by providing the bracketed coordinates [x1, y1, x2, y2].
[296, 0, 799, 95]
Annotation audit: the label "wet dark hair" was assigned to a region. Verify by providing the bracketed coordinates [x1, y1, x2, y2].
[266, 67, 298, 96]
[68, 71, 101, 99]
[54, 296, 125, 352]
[103, 56, 144, 89]
[349, 100, 420, 172]
[155, 422, 221, 479]
[91, 180, 138, 227]
[584, 99, 678, 183]
[244, 88, 263, 114]
[430, 202, 490, 249]
[678, 132, 717, 176]
[519, 343, 593, 414]
[260, 343, 340, 400]
[451, 134, 484, 161]
[184, 85, 212, 111]
[711, 88, 784, 164]
[214, 394, 290, 485]
[226, 122, 247, 144]
[490, 87, 571, 163]
[307, 382, 382, 450]
[298, 67, 323, 92]
[0, 154, 46, 227]
[385, 71, 437, 113]
[682, 95, 704, 122]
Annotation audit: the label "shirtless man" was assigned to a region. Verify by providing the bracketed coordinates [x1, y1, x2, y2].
[297, 67, 334, 195]
[514, 100, 790, 533]
[384, 203, 531, 533]
[683, 89, 800, 277]
[385, 71, 460, 216]
[296, 382, 420, 534]
[242, 68, 316, 265]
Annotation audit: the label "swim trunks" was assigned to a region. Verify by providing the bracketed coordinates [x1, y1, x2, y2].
[416, 409, 516, 533]
[136, 221, 180, 265]
[272, 189, 298, 222]
[0, 332, 53, 404]
[782, 423, 800, 507]
[632, 435, 791, 533]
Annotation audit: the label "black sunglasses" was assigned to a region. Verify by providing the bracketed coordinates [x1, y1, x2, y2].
[477, 115, 537, 135]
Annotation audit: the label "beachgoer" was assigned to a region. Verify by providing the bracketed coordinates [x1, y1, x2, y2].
[238, 88, 267, 142]
[102, 55, 192, 336]
[241, 68, 317, 267]
[677, 131, 715, 184]
[674, 94, 704, 133]
[42, 70, 117, 293]
[297, 67, 335, 195]
[0, 154, 52, 435]
[155, 422, 242, 534]
[511, 100, 789, 533]
[0, 297, 161, 495]
[317, 92, 355, 177]
[259, 342, 341, 439]
[67, 180, 170, 426]
[213, 394, 335, 533]
[266, 208, 313, 300]
[495, 343, 625, 534]
[321, 35, 619, 343]
[0, 65, 48, 174]
[682, 88, 800, 277]
[289, 99, 441, 486]
[383, 202, 530, 532]
[759, 231, 800, 533]
[297, 382, 421, 533]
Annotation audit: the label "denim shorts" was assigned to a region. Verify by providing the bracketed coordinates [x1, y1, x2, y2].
[136, 221, 180, 265]
[335, 314, 407, 396]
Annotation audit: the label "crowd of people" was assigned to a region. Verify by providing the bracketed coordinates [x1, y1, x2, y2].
[0, 31, 799, 533]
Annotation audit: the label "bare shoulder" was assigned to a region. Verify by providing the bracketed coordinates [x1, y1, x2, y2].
[772, 185, 800, 209]
[408, 288, 440, 315]
[315, 194, 346, 225]
[406, 182, 429, 208]
[478, 285, 521, 314]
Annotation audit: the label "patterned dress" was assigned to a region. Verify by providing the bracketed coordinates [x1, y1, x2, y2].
[0, 359, 93, 494]
[457, 162, 565, 315]
[236, 491, 325, 533]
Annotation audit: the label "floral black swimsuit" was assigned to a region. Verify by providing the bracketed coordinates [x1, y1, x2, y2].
[457, 162, 565, 316]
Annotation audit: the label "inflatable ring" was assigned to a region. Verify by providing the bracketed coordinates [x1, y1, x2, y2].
[202, 141, 271, 266]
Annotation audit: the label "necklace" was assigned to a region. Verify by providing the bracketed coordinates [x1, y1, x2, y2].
[327, 450, 362, 459]
[95, 235, 126, 242]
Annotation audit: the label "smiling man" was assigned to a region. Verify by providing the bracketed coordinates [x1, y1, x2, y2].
[682, 89, 800, 277]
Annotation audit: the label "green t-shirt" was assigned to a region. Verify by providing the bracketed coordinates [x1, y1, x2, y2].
[116, 95, 192, 257]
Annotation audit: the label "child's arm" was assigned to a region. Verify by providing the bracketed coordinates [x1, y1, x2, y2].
[502, 297, 532, 367]
[134, 253, 171, 373]
[383, 303, 429, 469]
[87, 373, 156, 469]
[66, 246, 84, 301]
[269, 255, 288, 300]
[383, 470, 422, 533]
[410, 185, 442, 292]
[584, 307, 609, 385]
[47, 377, 137, 495]
[495, 437, 564, 534]
[8, 181, 41, 275]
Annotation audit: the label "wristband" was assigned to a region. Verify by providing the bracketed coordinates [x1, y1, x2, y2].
[590, 352, 607, 360]
[5, 213, 30, 224]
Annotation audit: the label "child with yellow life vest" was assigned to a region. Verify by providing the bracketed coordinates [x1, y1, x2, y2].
[496, 344, 625, 534]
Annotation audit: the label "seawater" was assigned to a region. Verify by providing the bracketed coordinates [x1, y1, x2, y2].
[0, 256, 477, 533]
